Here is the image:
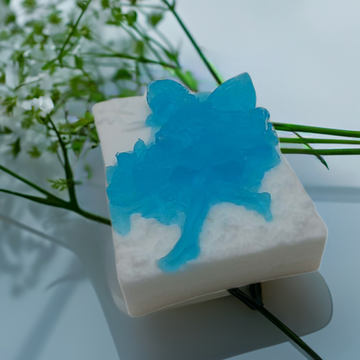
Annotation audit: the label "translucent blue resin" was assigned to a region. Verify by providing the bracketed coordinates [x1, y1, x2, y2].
[106, 73, 280, 272]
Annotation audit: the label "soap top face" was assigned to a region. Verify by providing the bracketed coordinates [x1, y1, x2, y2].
[106, 73, 281, 272]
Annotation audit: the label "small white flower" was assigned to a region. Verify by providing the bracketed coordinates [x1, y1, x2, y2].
[32, 98, 40, 109]
[21, 95, 54, 114]
[21, 100, 34, 110]
[39, 95, 54, 113]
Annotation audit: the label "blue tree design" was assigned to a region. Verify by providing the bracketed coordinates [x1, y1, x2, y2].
[106, 73, 280, 272]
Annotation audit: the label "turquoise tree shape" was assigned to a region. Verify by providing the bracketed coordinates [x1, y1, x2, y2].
[106, 73, 280, 272]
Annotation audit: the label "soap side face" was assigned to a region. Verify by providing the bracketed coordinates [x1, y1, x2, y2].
[105, 73, 281, 272]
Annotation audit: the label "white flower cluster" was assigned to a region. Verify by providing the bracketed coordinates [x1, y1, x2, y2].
[22, 95, 54, 114]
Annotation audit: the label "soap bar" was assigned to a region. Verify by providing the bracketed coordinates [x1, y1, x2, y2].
[93, 73, 327, 316]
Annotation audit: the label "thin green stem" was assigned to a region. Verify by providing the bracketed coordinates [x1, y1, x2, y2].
[0, 187, 110, 226]
[58, 0, 93, 65]
[91, 37, 126, 55]
[154, 28, 177, 54]
[280, 148, 360, 156]
[293, 132, 329, 170]
[279, 138, 360, 145]
[0, 188, 66, 207]
[133, 24, 166, 63]
[273, 122, 360, 139]
[47, 115, 78, 207]
[81, 52, 177, 68]
[118, 3, 167, 10]
[76, 208, 111, 226]
[228, 288, 322, 360]
[162, 0, 222, 85]
[130, 23, 196, 90]
[0, 164, 57, 199]
[13, 78, 41, 91]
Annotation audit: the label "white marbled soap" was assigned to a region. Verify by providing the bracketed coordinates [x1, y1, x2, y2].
[93, 96, 327, 317]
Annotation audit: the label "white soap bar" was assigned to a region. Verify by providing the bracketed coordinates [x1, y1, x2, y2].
[93, 96, 327, 317]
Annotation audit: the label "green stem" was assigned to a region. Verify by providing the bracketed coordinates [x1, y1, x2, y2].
[131, 23, 197, 91]
[58, 0, 93, 65]
[273, 122, 360, 138]
[0, 188, 66, 208]
[162, 0, 222, 85]
[279, 138, 360, 145]
[81, 52, 177, 68]
[293, 132, 329, 170]
[0, 187, 110, 226]
[118, 3, 167, 10]
[280, 148, 360, 155]
[47, 115, 78, 207]
[14, 78, 41, 91]
[228, 288, 322, 360]
[132, 24, 168, 66]
[76, 208, 111, 226]
[0, 163, 57, 199]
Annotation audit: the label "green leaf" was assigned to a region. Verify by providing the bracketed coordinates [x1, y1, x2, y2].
[0, 31, 10, 41]
[0, 126, 12, 135]
[50, 88, 61, 105]
[125, 10, 137, 26]
[0, 70, 5, 84]
[89, 91, 105, 102]
[47, 178, 79, 191]
[66, 112, 94, 132]
[111, 7, 123, 22]
[27, 145, 41, 158]
[2, 96, 17, 116]
[79, 25, 92, 39]
[84, 111, 94, 121]
[30, 85, 45, 98]
[74, 55, 84, 69]
[89, 127, 99, 145]
[21, 116, 34, 129]
[119, 89, 137, 97]
[134, 40, 144, 56]
[113, 68, 132, 80]
[101, 0, 109, 9]
[22, 33, 37, 47]
[182, 70, 198, 91]
[170, 69, 198, 91]
[92, 9, 99, 19]
[48, 11, 62, 24]
[32, 21, 44, 35]
[9, 138, 21, 158]
[47, 141, 59, 153]
[71, 138, 86, 156]
[76, 1, 88, 10]
[148, 12, 163, 27]
[5, 13, 16, 25]
[42, 59, 56, 71]
[22, 0, 37, 11]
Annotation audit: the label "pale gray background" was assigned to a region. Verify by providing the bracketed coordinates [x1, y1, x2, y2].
[1, 0, 360, 359]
